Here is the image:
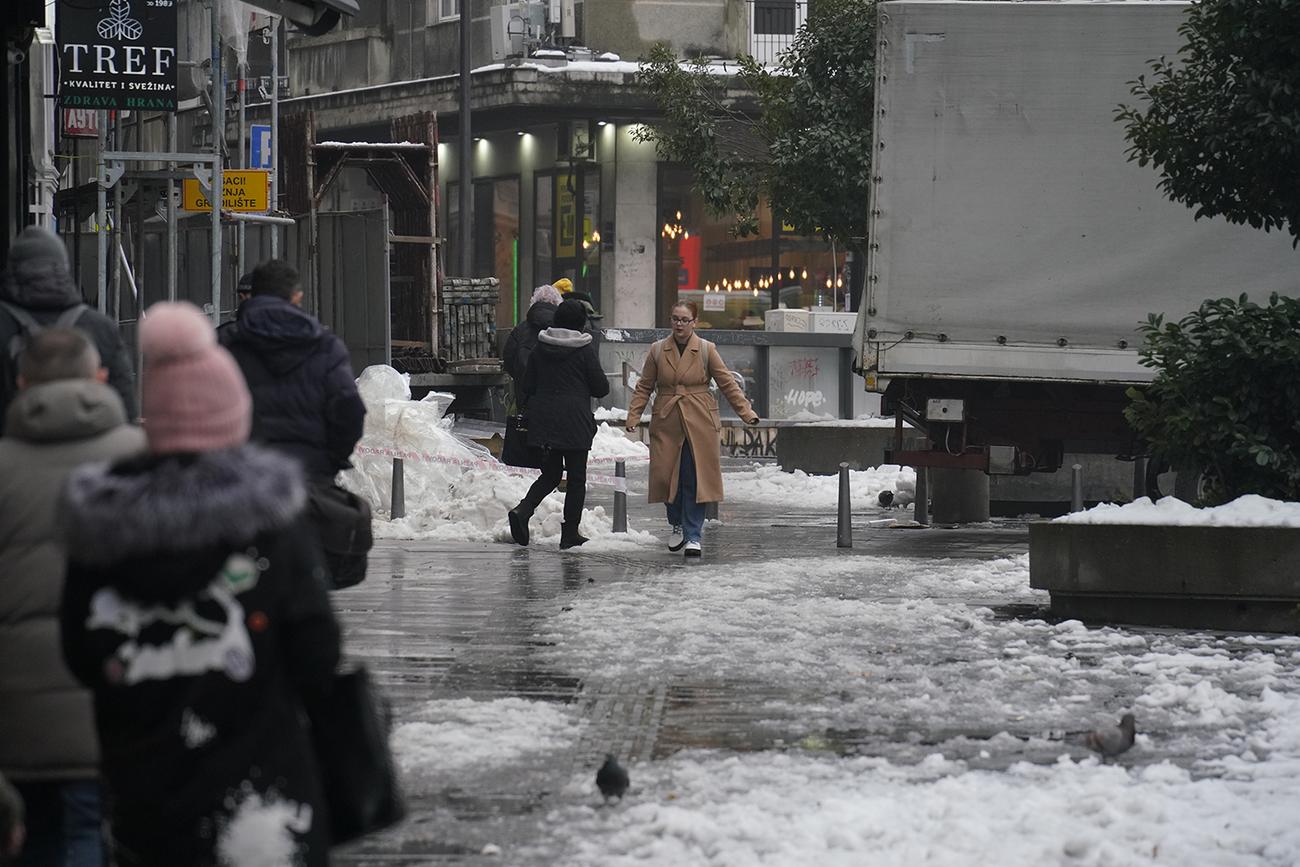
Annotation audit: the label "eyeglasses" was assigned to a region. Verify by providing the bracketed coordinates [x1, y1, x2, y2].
[671, 316, 695, 325]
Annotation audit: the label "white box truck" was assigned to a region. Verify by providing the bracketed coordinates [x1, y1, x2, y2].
[851, 0, 1299, 475]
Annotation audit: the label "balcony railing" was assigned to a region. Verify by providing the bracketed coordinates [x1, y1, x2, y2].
[746, 0, 808, 66]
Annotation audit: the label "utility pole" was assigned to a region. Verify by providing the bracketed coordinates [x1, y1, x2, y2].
[210, 0, 223, 324]
[457, 0, 471, 278]
[270, 14, 279, 256]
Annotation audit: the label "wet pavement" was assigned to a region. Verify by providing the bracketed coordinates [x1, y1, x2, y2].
[330, 460, 1040, 865]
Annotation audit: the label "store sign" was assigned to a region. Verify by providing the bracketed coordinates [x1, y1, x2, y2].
[56, 0, 178, 112]
[181, 171, 270, 213]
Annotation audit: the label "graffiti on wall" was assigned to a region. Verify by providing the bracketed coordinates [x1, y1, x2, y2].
[720, 424, 778, 458]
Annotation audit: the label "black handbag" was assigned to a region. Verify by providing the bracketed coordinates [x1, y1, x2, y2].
[311, 666, 406, 845]
[502, 414, 546, 468]
[306, 482, 373, 590]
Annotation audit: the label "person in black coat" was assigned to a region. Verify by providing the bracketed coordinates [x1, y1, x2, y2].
[58, 302, 339, 866]
[502, 284, 562, 412]
[219, 259, 365, 482]
[507, 299, 610, 550]
[0, 226, 136, 432]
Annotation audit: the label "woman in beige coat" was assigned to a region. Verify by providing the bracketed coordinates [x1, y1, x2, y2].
[626, 301, 759, 557]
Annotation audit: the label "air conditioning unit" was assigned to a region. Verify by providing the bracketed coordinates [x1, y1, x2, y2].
[490, 1, 546, 60]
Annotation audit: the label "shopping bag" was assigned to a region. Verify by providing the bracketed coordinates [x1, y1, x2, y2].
[310, 666, 405, 844]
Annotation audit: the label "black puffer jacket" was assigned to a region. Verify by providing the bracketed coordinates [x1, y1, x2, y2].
[0, 264, 137, 431]
[59, 446, 339, 866]
[522, 328, 610, 451]
[220, 294, 365, 480]
[502, 301, 556, 382]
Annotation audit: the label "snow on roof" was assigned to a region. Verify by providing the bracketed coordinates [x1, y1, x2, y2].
[1053, 494, 1300, 527]
[316, 140, 428, 148]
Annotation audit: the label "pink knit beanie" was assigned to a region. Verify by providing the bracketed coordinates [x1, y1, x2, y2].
[140, 302, 251, 454]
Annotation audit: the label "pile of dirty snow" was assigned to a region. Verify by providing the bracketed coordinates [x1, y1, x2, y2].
[341, 366, 656, 549]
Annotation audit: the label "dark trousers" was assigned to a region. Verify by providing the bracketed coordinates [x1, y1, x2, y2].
[13, 780, 104, 867]
[520, 448, 588, 527]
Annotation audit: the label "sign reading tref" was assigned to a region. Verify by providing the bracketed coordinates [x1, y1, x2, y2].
[57, 0, 178, 112]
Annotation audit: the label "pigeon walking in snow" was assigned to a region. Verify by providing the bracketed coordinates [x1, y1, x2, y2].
[596, 754, 629, 803]
[1083, 713, 1136, 761]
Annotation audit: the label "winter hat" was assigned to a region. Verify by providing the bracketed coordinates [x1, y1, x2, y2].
[140, 302, 251, 454]
[554, 298, 588, 331]
[552, 277, 574, 294]
[5, 226, 70, 274]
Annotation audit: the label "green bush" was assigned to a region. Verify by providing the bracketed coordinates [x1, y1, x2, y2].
[1125, 293, 1300, 505]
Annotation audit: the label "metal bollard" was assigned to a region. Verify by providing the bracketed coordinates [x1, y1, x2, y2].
[1070, 463, 1084, 513]
[613, 459, 628, 533]
[837, 462, 853, 548]
[1133, 456, 1149, 501]
[913, 466, 930, 526]
[391, 457, 406, 520]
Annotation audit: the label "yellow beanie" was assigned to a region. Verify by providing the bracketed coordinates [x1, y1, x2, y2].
[553, 277, 573, 294]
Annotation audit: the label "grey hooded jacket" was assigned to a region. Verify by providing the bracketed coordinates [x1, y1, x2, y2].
[0, 379, 144, 781]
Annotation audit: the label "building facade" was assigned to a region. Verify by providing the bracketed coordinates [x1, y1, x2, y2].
[254, 0, 847, 332]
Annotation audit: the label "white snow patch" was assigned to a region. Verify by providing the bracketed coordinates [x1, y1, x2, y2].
[532, 746, 1300, 866]
[391, 698, 584, 787]
[722, 464, 915, 510]
[1054, 494, 1300, 527]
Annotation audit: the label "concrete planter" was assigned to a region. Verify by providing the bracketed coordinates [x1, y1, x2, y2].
[1030, 523, 1300, 633]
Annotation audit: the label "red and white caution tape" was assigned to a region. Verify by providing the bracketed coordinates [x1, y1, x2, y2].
[353, 444, 638, 490]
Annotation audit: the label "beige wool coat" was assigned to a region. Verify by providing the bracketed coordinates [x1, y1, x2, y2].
[627, 334, 758, 504]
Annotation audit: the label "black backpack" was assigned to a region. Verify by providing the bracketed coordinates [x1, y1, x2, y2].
[2, 300, 89, 366]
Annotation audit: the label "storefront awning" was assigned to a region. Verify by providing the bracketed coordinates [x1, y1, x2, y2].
[239, 0, 361, 36]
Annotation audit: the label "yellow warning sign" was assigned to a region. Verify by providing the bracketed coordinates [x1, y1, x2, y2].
[182, 170, 270, 212]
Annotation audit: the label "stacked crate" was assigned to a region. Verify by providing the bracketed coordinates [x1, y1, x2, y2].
[441, 277, 500, 363]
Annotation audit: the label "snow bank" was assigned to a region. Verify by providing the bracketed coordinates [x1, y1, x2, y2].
[723, 464, 915, 510]
[532, 741, 1300, 867]
[1054, 494, 1300, 527]
[341, 366, 655, 548]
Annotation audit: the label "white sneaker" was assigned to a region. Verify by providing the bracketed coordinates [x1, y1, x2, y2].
[668, 526, 685, 552]
[683, 541, 702, 558]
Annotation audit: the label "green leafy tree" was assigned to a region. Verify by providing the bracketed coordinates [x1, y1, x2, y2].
[635, 0, 876, 247]
[1117, 0, 1300, 244]
[1125, 294, 1300, 505]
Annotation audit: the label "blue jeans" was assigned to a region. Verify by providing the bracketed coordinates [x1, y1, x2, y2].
[13, 780, 103, 867]
[666, 440, 705, 543]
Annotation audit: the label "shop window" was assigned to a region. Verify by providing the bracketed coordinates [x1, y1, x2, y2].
[656, 165, 849, 329]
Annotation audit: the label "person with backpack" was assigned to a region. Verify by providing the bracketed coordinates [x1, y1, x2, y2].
[625, 300, 759, 558]
[0, 227, 136, 433]
[507, 299, 611, 550]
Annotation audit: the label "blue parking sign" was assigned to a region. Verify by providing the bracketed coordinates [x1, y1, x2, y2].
[250, 124, 272, 169]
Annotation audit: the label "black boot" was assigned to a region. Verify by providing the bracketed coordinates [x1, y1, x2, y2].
[559, 523, 588, 550]
[508, 504, 532, 546]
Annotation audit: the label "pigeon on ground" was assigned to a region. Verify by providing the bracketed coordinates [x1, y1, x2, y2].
[596, 754, 629, 803]
[1083, 713, 1136, 761]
